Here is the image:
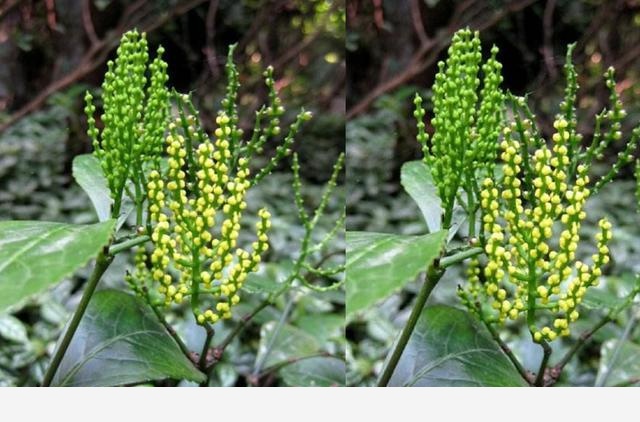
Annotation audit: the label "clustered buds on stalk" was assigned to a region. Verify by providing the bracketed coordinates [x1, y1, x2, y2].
[413, 28, 504, 228]
[127, 109, 272, 324]
[84, 30, 169, 216]
[100, 32, 314, 326]
[460, 118, 612, 341]
[458, 42, 639, 343]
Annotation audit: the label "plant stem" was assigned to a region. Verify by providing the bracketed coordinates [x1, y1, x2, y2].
[199, 323, 215, 370]
[198, 323, 215, 386]
[148, 300, 192, 359]
[553, 314, 611, 374]
[253, 352, 340, 384]
[108, 235, 150, 255]
[251, 295, 295, 380]
[377, 265, 443, 387]
[41, 249, 113, 386]
[534, 339, 552, 386]
[440, 247, 482, 268]
[483, 319, 531, 384]
[203, 298, 271, 383]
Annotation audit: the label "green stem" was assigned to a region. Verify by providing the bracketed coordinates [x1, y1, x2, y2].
[483, 319, 531, 384]
[526, 258, 537, 330]
[42, 249, 113, 386]
[377, 265, 443, 387]
[251, 295, 295, 380]
[440, 247, 483, 268]
[109, 235, 150, 255]
[554, 314, 611, 374]
[595, 306, 639, 387]
[534, 339, 552, 386]
[253, 352, 339, 384]
[198, 323, 215, 386]
[203, 298, 271, 383]
[149, 302, 191, 359]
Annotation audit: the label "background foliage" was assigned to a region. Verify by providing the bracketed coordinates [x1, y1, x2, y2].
[0, 0, 344, 386]
[346, 0, 640, 386]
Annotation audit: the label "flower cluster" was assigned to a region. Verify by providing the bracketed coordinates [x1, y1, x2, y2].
[127, 110, 271, 324]
[85, 30, 169, 216]
[124, 44, 314, 325]
[458, 43, 640, 343]
[414, 28, 504, 227]
[460, 116, 612, 341]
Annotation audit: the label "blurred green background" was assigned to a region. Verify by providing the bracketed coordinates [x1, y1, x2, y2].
[0, 0, 345, 386]
[346, 0, 640, 386]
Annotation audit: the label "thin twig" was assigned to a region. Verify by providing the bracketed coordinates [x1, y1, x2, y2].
[81, 0, 99, 45]
[595, 306, 639, 387]
[147, 298, 192, 360]
[251, 352, 342, 385]
[483, 319, 532, 384]
[251, 294, 296, 379]
[410, 0, 429, 46]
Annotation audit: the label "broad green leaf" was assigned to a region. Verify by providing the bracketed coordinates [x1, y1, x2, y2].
[281, 356, 345, 386]
[0, 220, 115, 313]
[388, 305, 528, 386]
[52, 290, 205, 386]
[401, 160, 441, 232]
[295, 314, 344, 343]
[255, 322, 320, 369]
[72, 154, 112, 222]
[0, 315, 29, 343]
[346, 230, 447, 318]
[72, 154, 133, 228]
[596, 339, 640, 386]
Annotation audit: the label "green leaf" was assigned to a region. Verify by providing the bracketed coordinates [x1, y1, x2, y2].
[72, 154, 134, 228]
[596, 339, 640, 386]
[388, 305, 528, 386]
[72, 154, 112, 222]
[52, 290, 205, 386]
[0, 220, 115, 313]
[243, 261, 294, 294]
[346, 230, 447, 318]
[401, 160, 442, 232]
[0, 315, 29, 343]
[281, 356, 345, 386]
[295, 313, 344, 343]
[256, 322, 320, 369]
[582, 288, 623, 310]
